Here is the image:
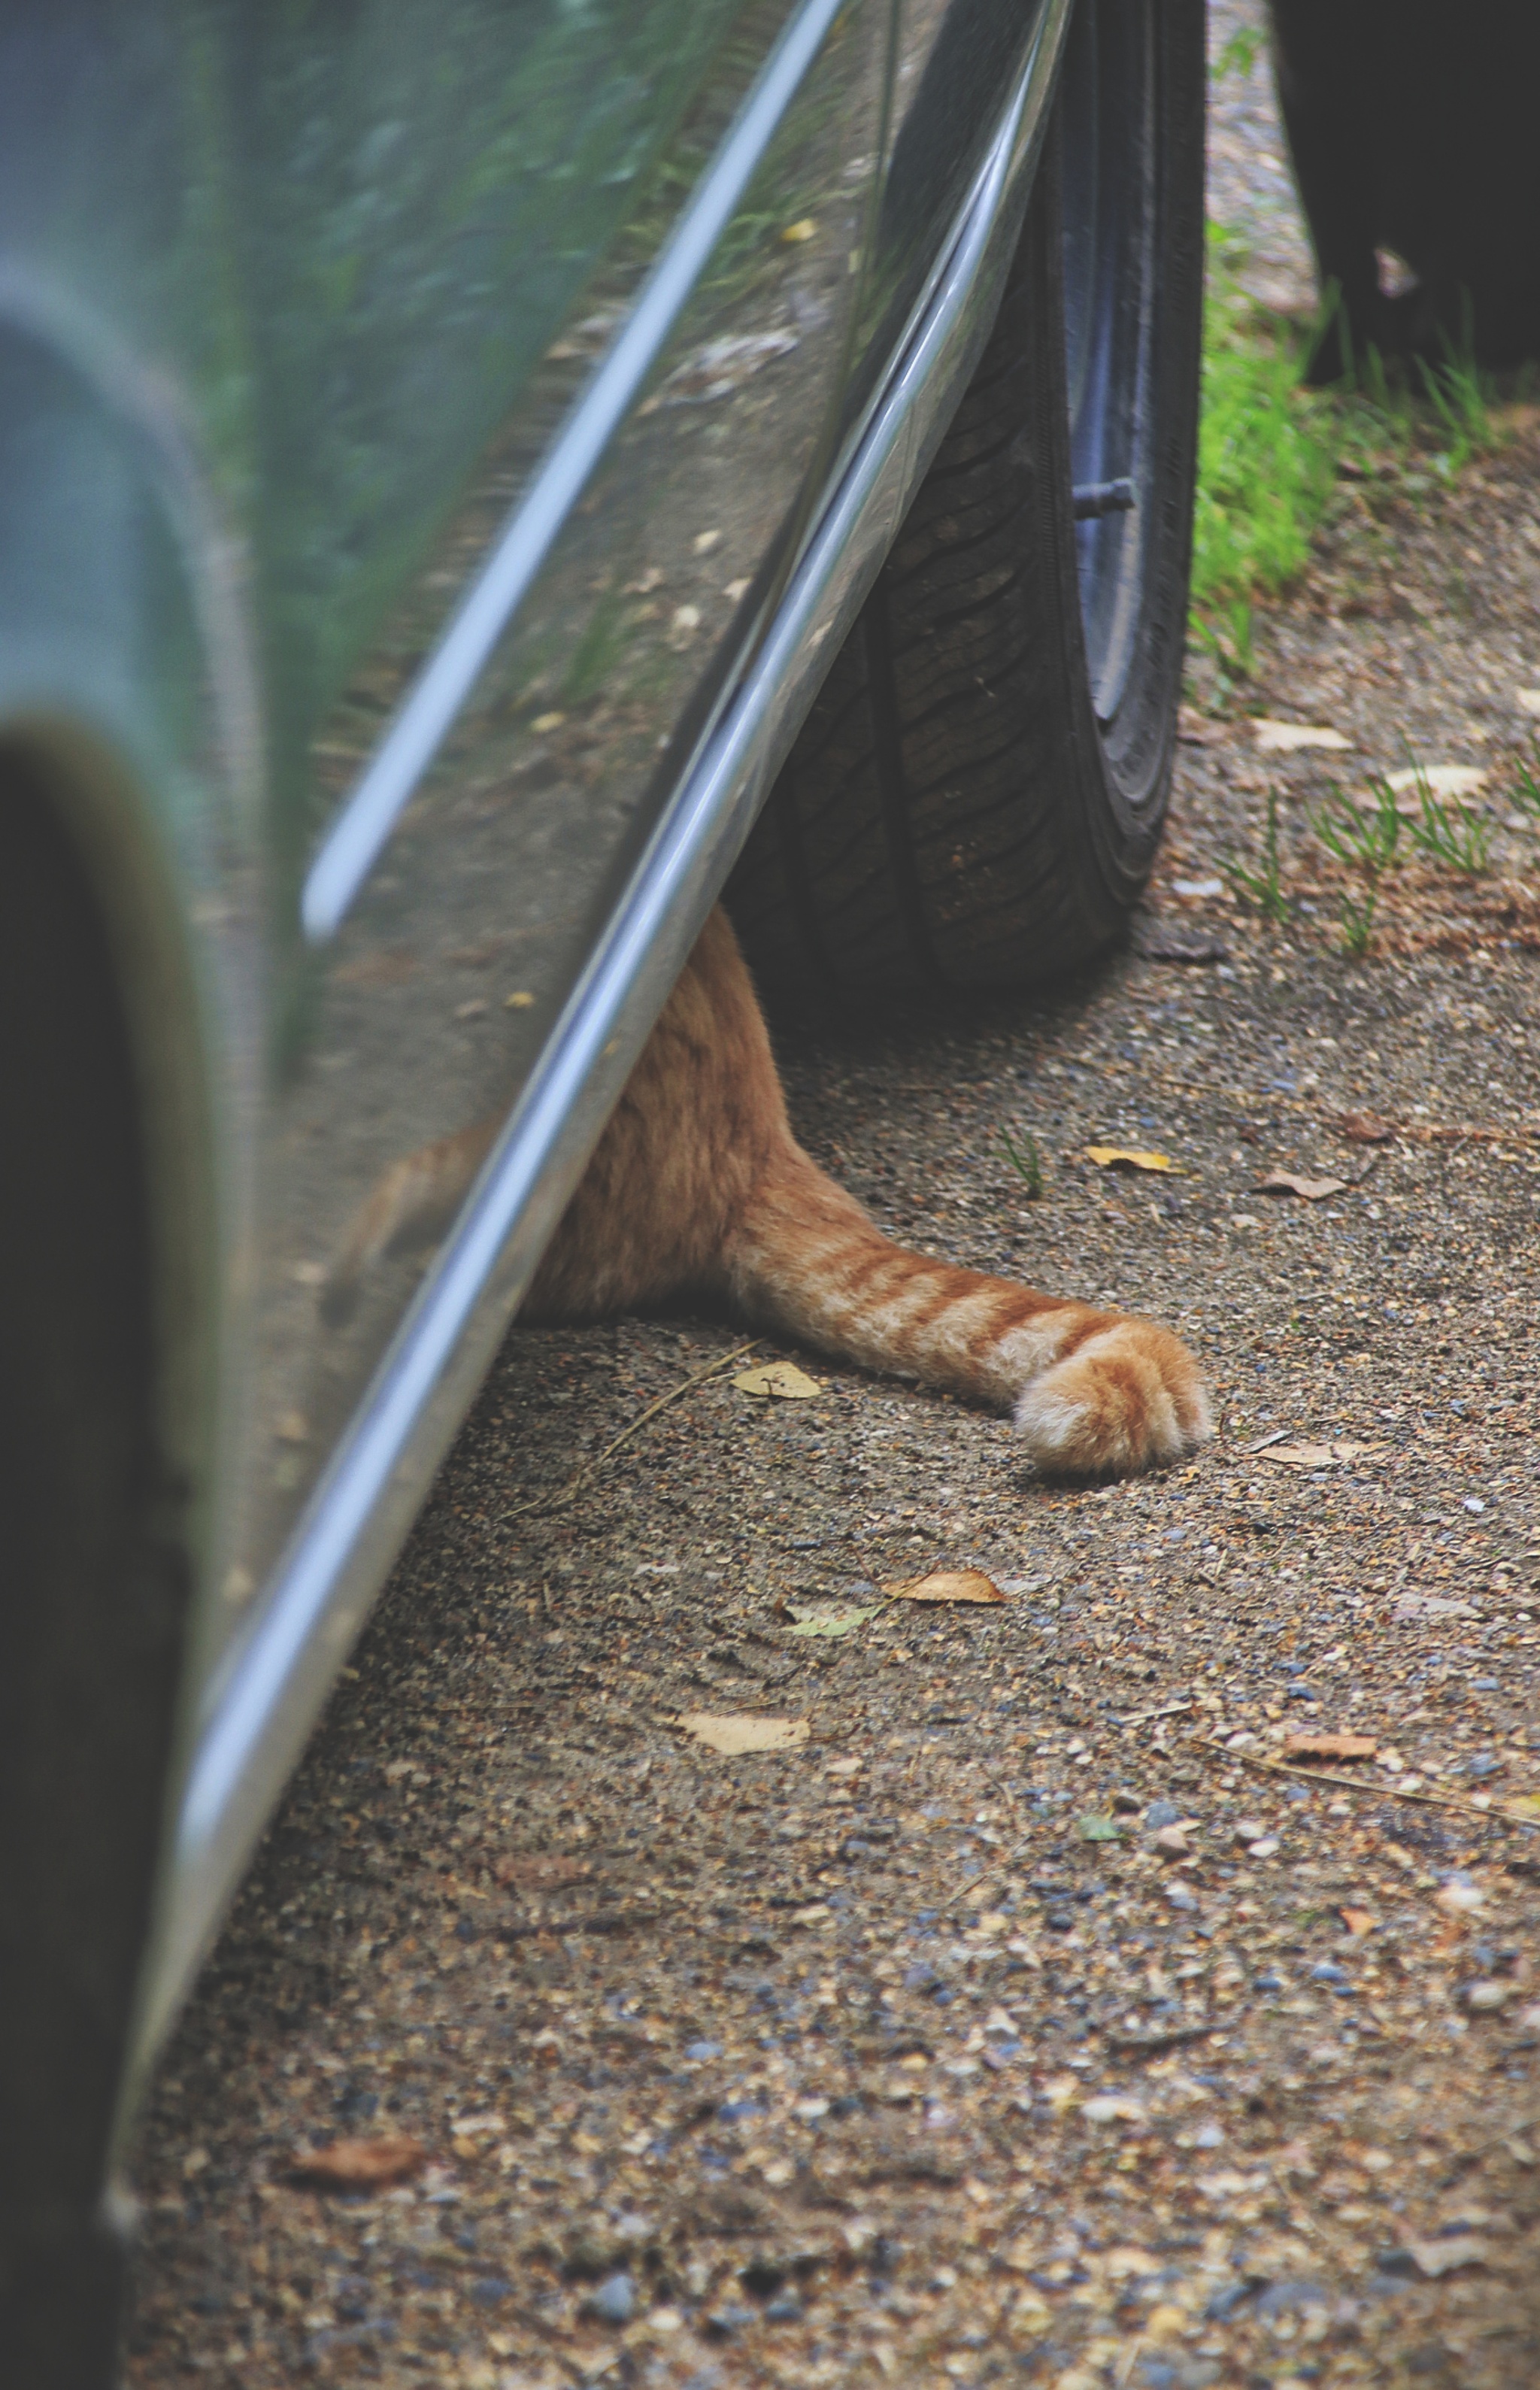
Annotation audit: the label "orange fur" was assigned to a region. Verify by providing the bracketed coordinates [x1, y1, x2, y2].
[326, 906, 1211, 1475]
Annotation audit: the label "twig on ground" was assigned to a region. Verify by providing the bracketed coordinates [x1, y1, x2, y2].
[1196, 1737, 1540, 1831]
[500, 1339, 759, 1522]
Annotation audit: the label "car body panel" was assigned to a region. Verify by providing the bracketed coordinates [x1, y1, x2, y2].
[0, 0, 1071, 2112]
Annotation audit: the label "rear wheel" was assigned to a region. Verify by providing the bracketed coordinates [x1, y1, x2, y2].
[729, 0, 1205, 997]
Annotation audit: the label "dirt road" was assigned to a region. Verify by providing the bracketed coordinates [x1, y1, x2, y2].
[125, 21, 1540, 2390]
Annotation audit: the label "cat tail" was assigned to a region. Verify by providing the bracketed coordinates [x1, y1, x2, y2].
[723, 1148, 1211, 1476]
[320, 1114, 499, 1326]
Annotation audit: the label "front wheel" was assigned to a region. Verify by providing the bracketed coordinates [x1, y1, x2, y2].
[729, 0, 1205, 997]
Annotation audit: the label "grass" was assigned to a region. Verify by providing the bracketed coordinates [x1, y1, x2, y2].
[1223, 785, 1289, 924]
[1307, 778, 1404, 956]
[999, 1124, 1044, 1200]
[1402, 775, 1494, 875]
[1191, 235, 1510, 675]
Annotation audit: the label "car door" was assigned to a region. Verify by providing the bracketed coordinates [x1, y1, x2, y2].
[187, 0, 896, 1661]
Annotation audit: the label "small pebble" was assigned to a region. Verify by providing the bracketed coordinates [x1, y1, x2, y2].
[1146, 1801, 1182, 1829]
[588, 2275, 636, 2326]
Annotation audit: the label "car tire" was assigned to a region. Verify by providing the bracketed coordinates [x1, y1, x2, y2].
[1270, 0, 1540, 384]
[0, 769, 191, 2388]
[728, 0, 1205, 999]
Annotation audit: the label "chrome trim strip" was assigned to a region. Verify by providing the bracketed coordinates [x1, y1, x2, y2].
[300, 0, 847, 945]
[134, 0, 1071, 2076]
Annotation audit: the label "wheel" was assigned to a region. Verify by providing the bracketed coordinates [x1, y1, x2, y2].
[728, 0, 1205, 999]
[0, 763, 191, 2388]
[1269, 0, 1540, 384]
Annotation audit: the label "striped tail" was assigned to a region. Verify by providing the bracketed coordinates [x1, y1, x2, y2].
[724, 1148, 1211, 1476]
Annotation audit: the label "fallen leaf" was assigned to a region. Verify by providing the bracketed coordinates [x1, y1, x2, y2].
[1339, 1907, 1376, 1937]
[732, 1361, 822, 1400]
[1405, 2235, 1490, 2279]
[885, 1568, 1005, 1606]
[1283, 1732, 1379, 1762]
[1252, 718, 1351, 752]
[1385, 763, 1487, 798]
[494, 1855, 593, 1891]
[779, 217, 817, 243]
[1256, 1170, 1349, 1200]
[675, 1712, 810, 1755]
[1084, 1146, 1179, 1175]
[1075, 1813, 1122, 1843]
[290, 2137, 427, 2192]
[1336, 1110, 1396, 1144]
[784, 1603, 883, 1639]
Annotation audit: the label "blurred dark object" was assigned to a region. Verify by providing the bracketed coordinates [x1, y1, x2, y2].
[1269, 0, 1540, 380]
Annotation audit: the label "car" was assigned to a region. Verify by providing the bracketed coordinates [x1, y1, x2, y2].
[0, 0, 1202, 2375]
[1269, 0, 1540, 382]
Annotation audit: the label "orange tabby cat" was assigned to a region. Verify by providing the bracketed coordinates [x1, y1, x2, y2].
[326, 905, 1211, 1474]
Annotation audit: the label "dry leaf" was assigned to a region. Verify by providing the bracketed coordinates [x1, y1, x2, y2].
[1084, 1146, 1179, 1175]
[784, 1603, 882, 1639]
[1406, 2236, 1489, 2279]
[675, 1712, 810, 1755]
[732, 1361, 822, 1400]
[290, 2136, 427, 2191]
[1252, 718, 1351, 753]
[1256, 1170, 1348, 1200]
[885, 1568, 1005, 1607]
[1283, 1732, 1378, 1762]
[1337, 1110, 1396, 1144]
[1339, 1906, 1376, 1937]
[1385, 763, 1487, 799]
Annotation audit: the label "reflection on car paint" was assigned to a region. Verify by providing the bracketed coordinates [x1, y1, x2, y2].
[212, 0, 892, 1658]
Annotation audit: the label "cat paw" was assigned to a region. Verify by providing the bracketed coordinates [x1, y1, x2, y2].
[1012, 1316, 1211, 1476]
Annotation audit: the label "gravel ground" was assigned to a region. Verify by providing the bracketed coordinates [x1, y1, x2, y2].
[1205, 0, 1316, 320]
[123, 28, 1540, 2390]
